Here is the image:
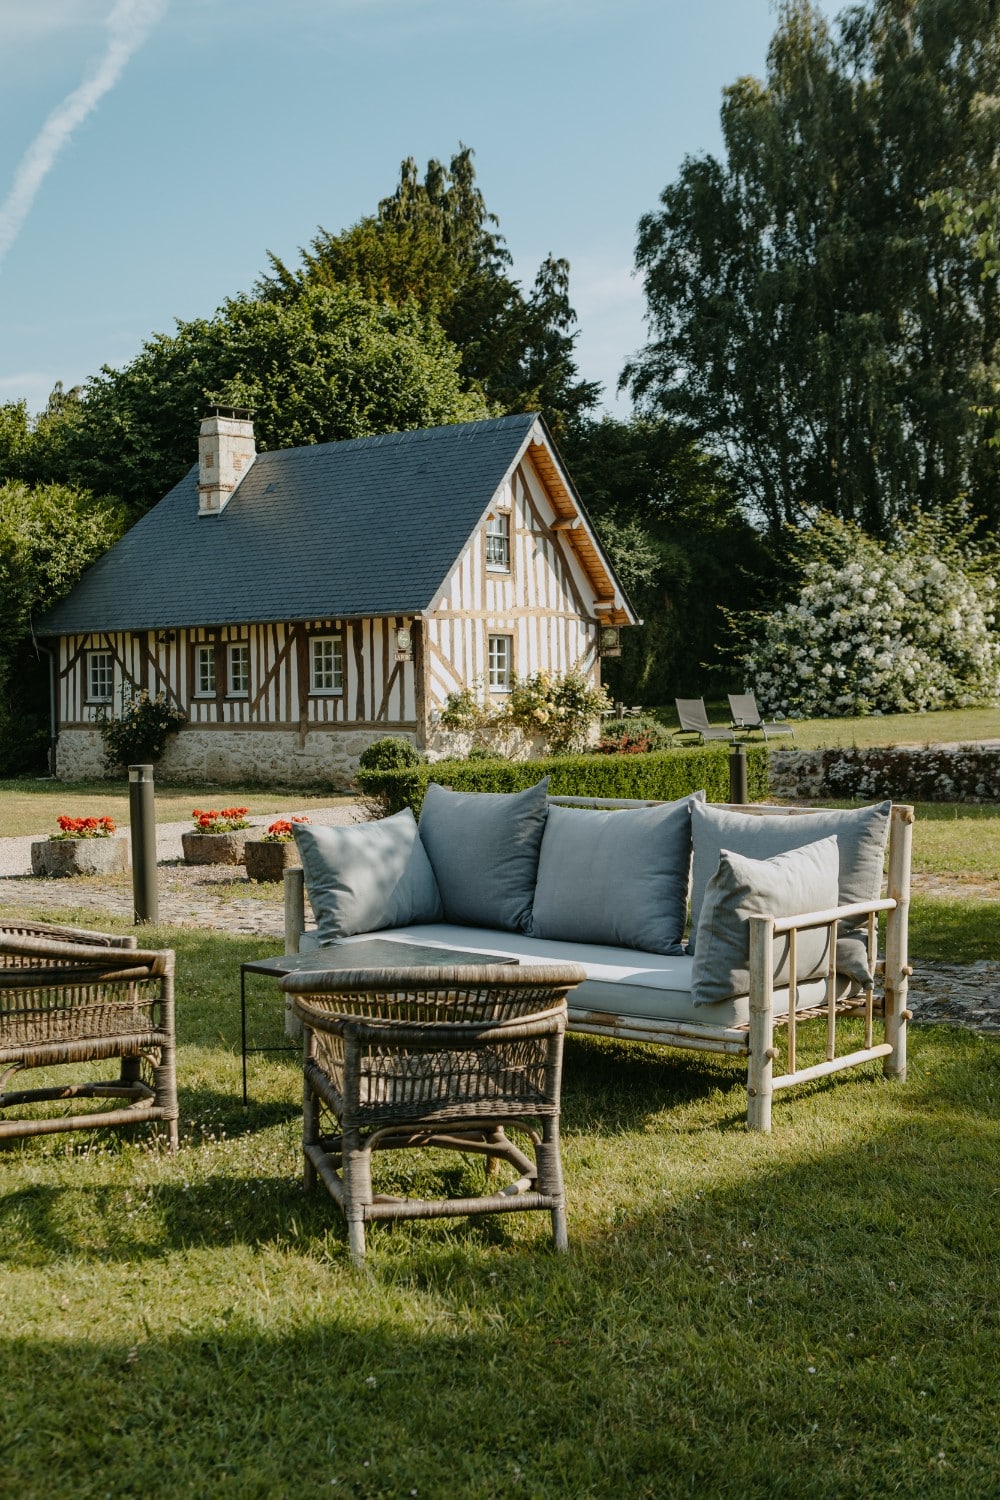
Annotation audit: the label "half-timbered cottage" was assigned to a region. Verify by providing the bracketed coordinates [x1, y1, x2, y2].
[39, 408, 636, 785]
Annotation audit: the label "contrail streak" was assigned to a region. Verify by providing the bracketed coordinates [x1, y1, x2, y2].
[0, 0, 168, 271]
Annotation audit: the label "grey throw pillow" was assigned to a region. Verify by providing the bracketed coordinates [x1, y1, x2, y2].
[293, 809, 443, 943]
[417, 777, 550, 932]
[692, 835, 839, 1005]
[689, 800, 891, 984]
[530, 796, 700, 955]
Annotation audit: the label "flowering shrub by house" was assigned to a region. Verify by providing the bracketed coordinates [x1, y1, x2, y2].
[440, 669, 610, 755]
[190, 807, 250, 834]
[739, 514, 1000, 717]
[261, 817, 310, 843]
[50, 815, 116, 840]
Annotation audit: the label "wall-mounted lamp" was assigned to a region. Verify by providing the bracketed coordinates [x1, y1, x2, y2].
[598, 625, 622, 658]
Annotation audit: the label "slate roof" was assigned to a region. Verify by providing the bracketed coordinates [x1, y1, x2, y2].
[39, 413, 546, 635]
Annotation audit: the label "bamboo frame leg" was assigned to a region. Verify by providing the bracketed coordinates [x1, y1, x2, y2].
[747, 917, 775, 1133]
[883, 806, 913, 1083]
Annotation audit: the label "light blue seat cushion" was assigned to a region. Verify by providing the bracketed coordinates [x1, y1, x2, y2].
[530, 796, 699, 956]
[293, 809, 442, 943]
[689, 800, 891, 983]
[319, 922, 842, 1030]
[417, 778, 549, 932]
[691, 836, 839, 1006]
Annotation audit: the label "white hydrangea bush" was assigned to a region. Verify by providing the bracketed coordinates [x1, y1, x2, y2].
[742, 514, 1000, 717]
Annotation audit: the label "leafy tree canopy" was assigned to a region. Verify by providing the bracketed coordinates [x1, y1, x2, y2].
[625, 0, 1000, 536]
[262, 145, 601, 436]
[0, 480, 125, 772]
[28, 281, 488, 519]
[562, 417, 769, 699]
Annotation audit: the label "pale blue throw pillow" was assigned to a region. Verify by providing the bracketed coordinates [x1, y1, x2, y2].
[530, 797, 700, 955]
[689, 799, 891, 983]
[692, 835, 839, 1005]
[417, 778, 549, 932]
[293, 809, 443, 943]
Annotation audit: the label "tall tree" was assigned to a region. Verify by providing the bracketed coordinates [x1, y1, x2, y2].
[31, 282, 488, 518]
[625, 0, 1000, 535]
[562, 417, 769, 699]
[263, 146, 601, 435]
[0, 481, 124, 773]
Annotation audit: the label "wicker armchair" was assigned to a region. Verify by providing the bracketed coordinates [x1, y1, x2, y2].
[0, 919, 178, 1149]
[284, 962, 585, 1263]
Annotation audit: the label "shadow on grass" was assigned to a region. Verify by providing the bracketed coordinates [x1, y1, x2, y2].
[2, 1029, 998, 1498]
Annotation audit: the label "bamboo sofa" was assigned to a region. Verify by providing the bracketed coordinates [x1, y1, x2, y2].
[283, 790, 913, 1133]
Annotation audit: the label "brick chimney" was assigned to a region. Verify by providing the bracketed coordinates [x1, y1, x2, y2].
[198, 406, 256, 516]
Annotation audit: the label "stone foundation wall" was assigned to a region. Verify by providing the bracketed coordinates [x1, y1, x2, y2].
[54, 725, 420, 788]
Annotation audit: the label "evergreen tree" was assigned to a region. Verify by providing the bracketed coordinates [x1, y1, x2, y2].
[562, 417, 769, 699]
[263, 146, 601, 436]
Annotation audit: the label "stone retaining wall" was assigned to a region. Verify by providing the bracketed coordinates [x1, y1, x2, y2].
[769, 744, 1000, 802]
[54, 725, 421, 787]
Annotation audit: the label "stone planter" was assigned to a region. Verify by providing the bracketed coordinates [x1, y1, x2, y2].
[181, 830, 249, 865]
[31, 836, 130, 878]
[244, 839, 301, 882]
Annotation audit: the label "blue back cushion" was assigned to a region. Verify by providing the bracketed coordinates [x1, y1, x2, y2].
[417, 778, 550, 932]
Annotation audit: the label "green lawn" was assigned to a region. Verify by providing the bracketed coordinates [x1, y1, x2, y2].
[0, 911, 997, 1498]
[657, 702, 1000, 751]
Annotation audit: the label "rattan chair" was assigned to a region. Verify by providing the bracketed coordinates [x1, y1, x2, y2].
[0, 919, 178, 1149]
[284, 962, 585, 1263]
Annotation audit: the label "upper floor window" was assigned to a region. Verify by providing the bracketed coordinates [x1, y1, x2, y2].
[310, 635, 343, 694]
[87, 651, 114, 703]
[228, 642, 250, 697]
[488, 633, 513, 692]
[485, 512, 510, 571]
[195, 644, 216, 697]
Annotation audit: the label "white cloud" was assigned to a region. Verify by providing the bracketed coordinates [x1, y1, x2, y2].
[0, 0, 168, 272]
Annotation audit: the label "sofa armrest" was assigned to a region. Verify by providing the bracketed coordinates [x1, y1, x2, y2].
[745, 888, 910, 1133]
[284, 867, 306, 955]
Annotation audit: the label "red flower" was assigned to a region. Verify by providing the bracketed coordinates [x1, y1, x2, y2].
[52, 813, 115, 840]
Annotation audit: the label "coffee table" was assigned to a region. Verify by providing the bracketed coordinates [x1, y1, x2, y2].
[239, 938, 515, 1104]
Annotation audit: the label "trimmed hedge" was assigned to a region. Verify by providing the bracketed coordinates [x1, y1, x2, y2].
[356, 744, 769, 819]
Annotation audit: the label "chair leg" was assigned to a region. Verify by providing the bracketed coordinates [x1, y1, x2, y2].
[538, 1117, 568, 1252]
[302, 1078, 320, 1193]
[342, 1129, 372, 1266]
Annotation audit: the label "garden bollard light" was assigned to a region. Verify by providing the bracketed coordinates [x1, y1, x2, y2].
[729, 744, 748, 805]
[129, 764, 159, 924]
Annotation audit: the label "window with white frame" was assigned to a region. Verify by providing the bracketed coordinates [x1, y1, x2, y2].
[87, 651, 114, 703]
[485, 512, 510, 570]
[227, 642, 250, 697]
[310, 635, 343, 694]
[195, 644, 216, 696]
[488, 634, 513, 691]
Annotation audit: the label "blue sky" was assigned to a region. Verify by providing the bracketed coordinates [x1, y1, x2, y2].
[0, 0, 841, 422]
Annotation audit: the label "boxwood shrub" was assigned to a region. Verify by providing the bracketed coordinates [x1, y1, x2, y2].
[356, 744, 769, 819]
